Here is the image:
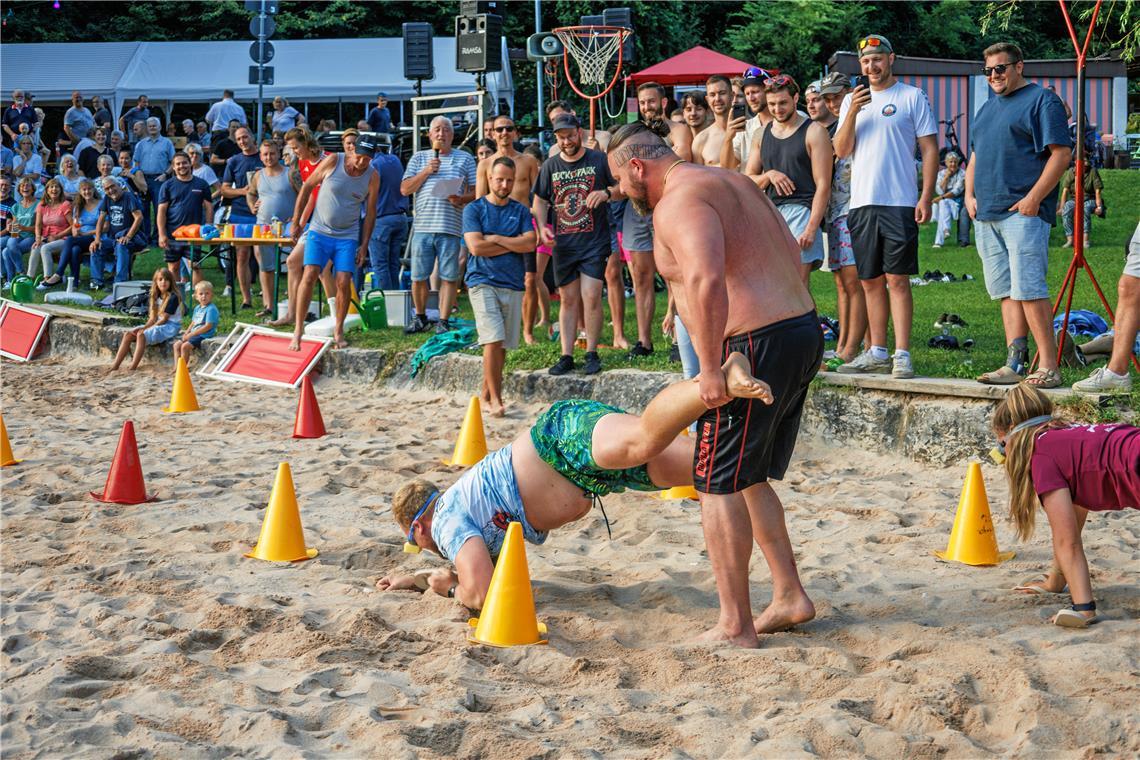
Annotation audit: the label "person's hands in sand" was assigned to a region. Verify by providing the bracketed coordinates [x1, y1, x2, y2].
[376, 573, 418, 592]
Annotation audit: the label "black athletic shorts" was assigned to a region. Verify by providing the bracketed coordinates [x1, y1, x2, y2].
[693, 311, 823, 495]
[163, 242, 190, 264]
[551, 245, 608, 288]
[847, 205, 919, 280]
[524, 251, 537, 274]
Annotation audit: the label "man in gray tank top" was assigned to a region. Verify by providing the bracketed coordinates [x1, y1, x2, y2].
[743, 75, 833, 287]
[288, 136, 380, 349]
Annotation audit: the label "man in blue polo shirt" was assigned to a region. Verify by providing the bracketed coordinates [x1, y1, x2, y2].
[133, 116, 175, 245]
[462, 156, 536, 417]
[157, 152, 213, 283]
[368, 142, 410, 291]
[221, 126, 264, 308]
[367, 93, 392, 134]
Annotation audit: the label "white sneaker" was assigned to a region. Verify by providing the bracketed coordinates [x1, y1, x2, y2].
[836, 350, 892, 374]
[1072, 367, 1132, 393]
[892, 353, 915, 378]
[222, 285, 232, 297]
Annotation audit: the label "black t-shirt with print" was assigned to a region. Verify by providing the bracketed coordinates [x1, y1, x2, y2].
[534, 147, 614, 258]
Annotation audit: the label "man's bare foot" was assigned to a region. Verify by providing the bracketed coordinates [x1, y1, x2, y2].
[288, 336, 302, 351]
[268, 316, 293, 327]
[694, 625, 759, 648]
[334, 337, 349, 349]
[753, 594, 815, 634]
[489, 403, 506, 418]
[613, 335, 630, 350]
[722, 352, 774, 403]
[523, 332, 536, 346]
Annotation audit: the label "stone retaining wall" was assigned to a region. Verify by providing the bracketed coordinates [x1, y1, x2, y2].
[36, 319, 1001, 465]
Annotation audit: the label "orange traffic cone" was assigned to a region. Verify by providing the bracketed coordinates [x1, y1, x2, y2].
[1, 413, 22, 467]
[162, 357, 201, 413]
[468, 521, 548, 647]
[445, 396, 487, 466]
[292, 376, 326, 439]
[934, 461, 1015, 566]
[246, 462, 318, 562]
[90, 421, 157, 504]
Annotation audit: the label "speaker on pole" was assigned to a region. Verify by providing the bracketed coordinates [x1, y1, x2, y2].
[403, 22, 434, 80]
[455, 13, 502, 73]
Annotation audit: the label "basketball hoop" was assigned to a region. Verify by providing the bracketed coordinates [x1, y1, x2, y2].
[553, 24, 630, 139]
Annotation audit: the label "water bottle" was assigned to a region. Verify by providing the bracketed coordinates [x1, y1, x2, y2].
[399, 269, 411, 290]
[363, 272, 375, 294]
[271, 216, 281, 237]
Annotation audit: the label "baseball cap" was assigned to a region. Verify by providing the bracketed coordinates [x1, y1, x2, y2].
[806, 80, 822, 95]
[741, 66, 770, 89]
[377, 91, 389, 99]
[818, 71, 850, 95]
[857, 35, 893, 57]
[355, 135, 380, 156]
[551, 113, 580, 133]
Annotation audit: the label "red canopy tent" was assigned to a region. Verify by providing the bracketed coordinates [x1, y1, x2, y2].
[628, 46, 763, 86]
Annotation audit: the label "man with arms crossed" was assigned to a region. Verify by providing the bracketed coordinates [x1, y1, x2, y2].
[475, 116, 542, 345]
[289, 136, 379, 350]
[608, 122, 822, 648]
[463, 157, 536, 416]
[834, 34, 938, 379]
[691, 75, 733, 166]
[744, 75, 832, 287]
[967, 41, 1070, 388]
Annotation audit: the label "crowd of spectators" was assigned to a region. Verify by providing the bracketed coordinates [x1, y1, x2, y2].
[0, 36, 1134, 398]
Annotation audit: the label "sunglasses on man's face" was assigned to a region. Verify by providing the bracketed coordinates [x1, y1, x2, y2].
[982, 61, 1019, 77]
[493, 126, 515, 133]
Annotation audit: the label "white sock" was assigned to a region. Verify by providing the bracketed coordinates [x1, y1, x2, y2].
[894, 349, 911, 359]
[871, 346, 889, 361]
[1105, 368, 1128, 379]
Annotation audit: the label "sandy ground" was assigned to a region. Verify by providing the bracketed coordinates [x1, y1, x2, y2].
[1, 356, 1138, 759]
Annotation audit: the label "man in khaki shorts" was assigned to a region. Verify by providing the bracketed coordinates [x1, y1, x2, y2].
[462, 156, 536, 416]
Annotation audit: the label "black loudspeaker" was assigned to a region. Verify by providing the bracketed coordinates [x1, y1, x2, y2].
[460, 1, 500, 15]
[602, 6, 635, 65]
[403, 22, 434, 80]
[579, 14, 603, 26]
[456, 13, 502, 73]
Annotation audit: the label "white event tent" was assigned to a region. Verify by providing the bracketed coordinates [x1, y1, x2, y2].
[1, 37, 514, 120]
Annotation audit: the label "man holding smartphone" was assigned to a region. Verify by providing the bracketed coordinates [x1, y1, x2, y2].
[834, 34, 938, 379]
[691, 75, 734, 166]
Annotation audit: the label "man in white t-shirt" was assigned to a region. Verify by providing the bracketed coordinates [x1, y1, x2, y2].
[834, 34, 938, 379]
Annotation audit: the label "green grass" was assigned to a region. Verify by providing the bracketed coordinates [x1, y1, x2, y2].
[20, 170, 1140, 384]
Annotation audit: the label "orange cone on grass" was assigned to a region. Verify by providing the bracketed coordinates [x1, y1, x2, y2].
[1, 413, 22, 467]
[246, 462, 318, 562]
[90, 421, 157, 504]
[292, 376, 326, 439]
[934, 461, 1015, 566]
[468, 521, 548, 647]
[445, 396, 487, 466]
[162, 357, 200, 413]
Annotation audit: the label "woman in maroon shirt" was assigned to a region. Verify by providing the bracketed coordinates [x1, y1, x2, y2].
[994, 383, 1139, 628]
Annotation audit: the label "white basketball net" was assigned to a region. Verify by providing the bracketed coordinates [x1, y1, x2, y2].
[555, 27, 629, 89]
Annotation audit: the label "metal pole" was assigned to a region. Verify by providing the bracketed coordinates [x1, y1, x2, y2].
[256, 0, 265, 142]
[535, 0, 544, 128]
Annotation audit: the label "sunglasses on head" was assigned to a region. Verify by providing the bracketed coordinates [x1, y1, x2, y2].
[858, 37, 885, 51]
[493, 125, 515, 133]
[403, 491, 440, 553]
[742, 67, 771, 79]
[982, 61, 1019, 77]
[763, 74, 794, 88]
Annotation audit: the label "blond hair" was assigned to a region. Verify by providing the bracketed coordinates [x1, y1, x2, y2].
[391, 478, 439, 533]
[991, 383, 1066, 541]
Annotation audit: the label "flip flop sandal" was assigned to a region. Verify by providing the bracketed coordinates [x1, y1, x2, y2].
[948, 314, 968, 328]
[824, 356, 845, 371]
[933, 313, 949, 328]
[255, 308, 273, 318]
[977, 366, 1023, 385]
[1053, 609, 1098, 628]
[1024, 368, 1063, 389]
[1012, 576, 1068, 595]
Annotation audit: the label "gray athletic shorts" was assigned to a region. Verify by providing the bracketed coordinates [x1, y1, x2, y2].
[622, 201, 654, 252]
[1125, 221, 1140, 279]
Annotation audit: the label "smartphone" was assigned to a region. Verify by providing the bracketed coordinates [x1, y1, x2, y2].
[856, 75, 871, 91]
[731, 102, 747, 120]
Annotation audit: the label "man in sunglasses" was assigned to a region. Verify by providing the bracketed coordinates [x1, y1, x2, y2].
[475, 116, 542, 343]
[834, 34, 938, 380]
[966, 41, 1071, 389]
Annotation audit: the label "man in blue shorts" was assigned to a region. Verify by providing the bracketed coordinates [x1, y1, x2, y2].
[378, 353, 771, 610]
[288, 135, 379, 349]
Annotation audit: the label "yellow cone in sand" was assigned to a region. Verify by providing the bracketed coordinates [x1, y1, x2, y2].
[1, 413, 22, 467]
[246, 462, 319, 562]
[658, 485, 699, 500]
[445, 396, 488, 466]
[468, 521, 548, 647]
[934, 461, 1015, 566]
[163, 357, 201, 413]
[347, 281, 360, 314]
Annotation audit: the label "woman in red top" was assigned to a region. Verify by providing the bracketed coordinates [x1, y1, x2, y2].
[268, 126, 336, 326]
[994, 383, 1140, 628]
[31, 179, 72, 280]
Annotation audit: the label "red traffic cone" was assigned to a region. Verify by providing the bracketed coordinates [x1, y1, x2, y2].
[90, 421, 157, 504]
[292, 375, 326, 439]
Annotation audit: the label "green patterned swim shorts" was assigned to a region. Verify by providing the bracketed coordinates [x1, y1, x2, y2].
[529, 399, 657, 497]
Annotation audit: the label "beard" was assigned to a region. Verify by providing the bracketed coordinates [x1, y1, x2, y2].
[628, 175, 650, 216]
[560, 141, 580, 157]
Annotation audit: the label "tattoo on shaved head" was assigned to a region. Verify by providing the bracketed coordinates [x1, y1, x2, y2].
[609, 121, 676, 167]
[610, 142, 674, 167]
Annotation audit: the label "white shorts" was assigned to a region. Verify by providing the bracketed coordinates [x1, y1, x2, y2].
[470, 284, 523, 349]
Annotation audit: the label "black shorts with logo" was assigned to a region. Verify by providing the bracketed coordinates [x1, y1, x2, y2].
[551, 244, 608, 288]
[693, 311, 823, 495]
[847, 204, 919, 280]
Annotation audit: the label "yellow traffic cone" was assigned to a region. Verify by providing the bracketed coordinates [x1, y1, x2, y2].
[347, 282, 360, 315]
[658, 484, 700, 500]
[934, 461, 1015, 566]
[468, 522, 548, 647]
[162, 357, 201, 413]
[246, 462, 319, 562]
[444, 396, 488, 466]
[1, 413, 22, 467]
